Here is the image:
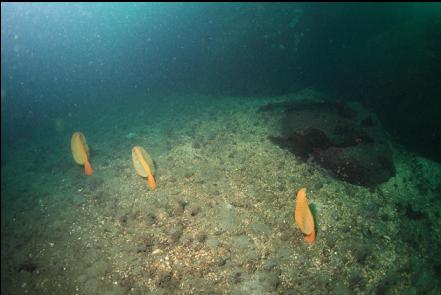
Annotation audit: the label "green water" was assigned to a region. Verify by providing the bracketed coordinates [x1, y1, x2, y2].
[1, 3, 441, 294]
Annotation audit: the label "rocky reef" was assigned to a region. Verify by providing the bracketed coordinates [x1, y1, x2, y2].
[262, 90, 395, 186]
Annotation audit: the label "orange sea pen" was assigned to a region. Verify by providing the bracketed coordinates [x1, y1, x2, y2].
[294, 188, 315, 243]
[132, 146, 157, 190]
[71, 132, 94, 176]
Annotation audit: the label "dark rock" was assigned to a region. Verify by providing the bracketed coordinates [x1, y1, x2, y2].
[313, 143, 395, 186]
[270, 128, 333, 159]
[331, 125, 373, 147]
[265, 96, 395, 186]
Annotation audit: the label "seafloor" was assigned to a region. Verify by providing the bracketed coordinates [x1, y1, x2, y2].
[2, 90, 441, 294]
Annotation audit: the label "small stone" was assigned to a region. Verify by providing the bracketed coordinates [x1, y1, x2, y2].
[152, 249, 163, 255]
[169, 225, 184, 244]
[190, 207, 201, 217]
[195, 232, 207, 243]
[216, 258, 226, 266]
